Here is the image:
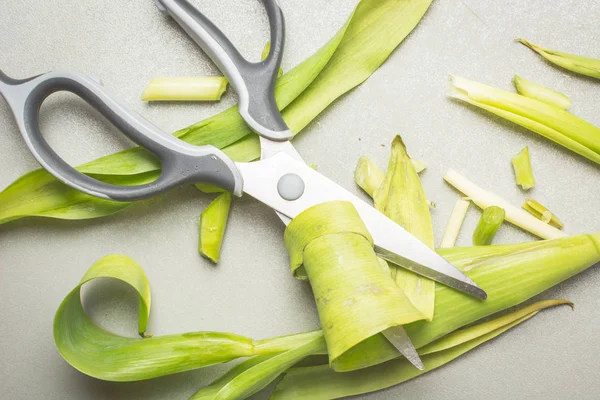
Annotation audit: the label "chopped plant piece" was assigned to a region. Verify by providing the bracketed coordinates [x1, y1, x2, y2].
[411, 158, 428, 173]
[141, 77, 228, 101]
[354, 156, 385, 197]
[523, 198, 564, 229]
[374, 136, 436, 320]
[199, 192, 232, 263]
[444, 169, 566, 239]
[472, 206, 505, 245]
[272, 300, 573, 400]
[440, 199, 470, 248]
[284, 201, 425, 371]
[511, 146, 536, 190]
[449, 75, 600, 166]
[513, 75, 571, 110]
[517, 38, 600, 79]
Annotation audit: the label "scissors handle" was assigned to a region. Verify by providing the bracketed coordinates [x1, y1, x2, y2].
[0, 70, 242, 202]
[156, 0, 293, 141]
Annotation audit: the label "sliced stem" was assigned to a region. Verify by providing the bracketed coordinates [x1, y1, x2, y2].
[517, 38, 600, 79]
[440, 199, 470, 248]
[523, 198, 564, 229]
[513, 75, 571, 110]
[141, 77, 228, 101]
[472, 206, 505, 246]
[444, 169, 566, 239]
[199, 192, 232, 263]
[511, 146, 536, 190]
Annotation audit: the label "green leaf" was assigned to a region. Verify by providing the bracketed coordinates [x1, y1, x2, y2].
[0, 0, 433, 225]
[271, 300, 573, 400]
[53, 254, 324, 382]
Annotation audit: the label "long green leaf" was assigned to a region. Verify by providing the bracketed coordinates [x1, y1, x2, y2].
[53, 254, 324, 382]
[0, 0, 433, 225]
[271, 300, 572, 400]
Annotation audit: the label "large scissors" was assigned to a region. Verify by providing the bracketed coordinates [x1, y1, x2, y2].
[0, 0, 486, 369]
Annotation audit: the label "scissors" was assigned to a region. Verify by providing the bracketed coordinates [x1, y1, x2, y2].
[0, 0, 486, 369]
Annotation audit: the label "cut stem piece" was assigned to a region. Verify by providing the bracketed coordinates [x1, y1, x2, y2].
[141, 77, 228, 102]
[440, 199, 470, 248]
[354, 156, 385, 197]
[511, 146, 536, 190]
[472, 206, 505, 246]
[444, 169, 567, 239]
[199, 192, 232, 263]
[513, 75, 571, 110]
[449, 75, 600, 166]
[523, 198, 564, 229]
[517, 38, 600, 80]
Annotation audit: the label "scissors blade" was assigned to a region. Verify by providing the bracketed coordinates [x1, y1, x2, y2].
[236, 152, 487, 300]
[382, 326, 424, 370]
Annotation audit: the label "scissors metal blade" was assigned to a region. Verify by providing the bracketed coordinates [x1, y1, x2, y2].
[236, 152, 487, 300]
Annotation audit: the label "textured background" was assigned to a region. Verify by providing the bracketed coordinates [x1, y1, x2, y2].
[1, 0, 599, 399]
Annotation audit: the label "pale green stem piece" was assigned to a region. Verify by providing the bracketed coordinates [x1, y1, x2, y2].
[199, 192, 232, 263]
[444, 169, 566, 239]
[141, 77, 228, 102]
[440, 198, 470, 248]
[354, 156, 386, 197]
[511, 146, 536, 190]
[449, 75, 600, 165]
[472, 206, 505, 246]
[523, 198, 564, 229]
[518, 38, 600, 79]
[513, 75, 571, 110]
[271, 300, 573, 400]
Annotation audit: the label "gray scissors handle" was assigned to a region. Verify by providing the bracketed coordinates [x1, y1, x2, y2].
[0, 70, 243, 202]
[155, 0, 293, 141]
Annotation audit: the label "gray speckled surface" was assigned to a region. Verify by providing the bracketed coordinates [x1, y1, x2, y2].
[1, 1, 599, 399]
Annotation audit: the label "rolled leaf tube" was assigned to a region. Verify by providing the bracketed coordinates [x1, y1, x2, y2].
[374, 136, 436, 320]
[518, 39, 600, 79]
[444, 169, 566, 240]
[141, 77, 228, 102]
[0, 0, 433, 225]
[284, 201, 424, 370]
[511, 146, 536, 190]
[472, 206, 505, 245]
[513, 75, 571, 110]
[199, 192, 232, 263]
[523, 198, 564, 229]
[272, 300, 572, 400]
[329, 232, 600, 371]
[449, 75, 600, 165]
[440, 199, 470, 248]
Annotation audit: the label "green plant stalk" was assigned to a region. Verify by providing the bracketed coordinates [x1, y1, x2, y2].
[329, 232, 599, 371]
[440, 198, 470, 248]
[518, 38, 600, 79]
[192, 336, 324, 400]
[513, 75, 571, 110]
[141, 77, 228, 102]
[54, 254, 325, 382]
[523, 198, 564, 229]
[284, 201, 424, 370]
[55, 231, 600, 384]
[472, 206, 505, 246]
[511, 146, 536, 190]
[0, 0, 434, 225]
[373, 136, 436, 320]
[199, 192, 232, 263]
[449, 75, 600, 165]
[444, 169, 566, 240]
[271, 300, 572, 400]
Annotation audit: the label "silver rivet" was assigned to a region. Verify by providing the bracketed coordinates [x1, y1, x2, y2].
[277, 173, 305, 201]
